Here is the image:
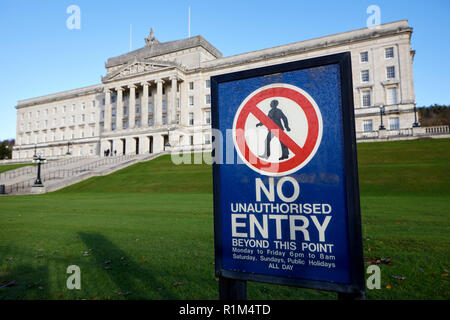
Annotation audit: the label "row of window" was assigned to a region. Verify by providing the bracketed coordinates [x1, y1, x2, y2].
[360, 65, 396, 83]
[20, 112, 97, 132]
[360, 47, 395, 63]
[360, 87, 398, 107]
[106, 110, 211, 131]
[362, 117, 400, 132]
[189, 79, 211, 90]
[19, 127, 97, 144]
[20, 102, 97, 121]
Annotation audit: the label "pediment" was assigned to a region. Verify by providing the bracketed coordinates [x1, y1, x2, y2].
[102, 59, 182, 83]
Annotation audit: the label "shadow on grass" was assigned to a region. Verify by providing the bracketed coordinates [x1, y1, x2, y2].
[78, 232, 178, 299]
[0, 246, 50, 299]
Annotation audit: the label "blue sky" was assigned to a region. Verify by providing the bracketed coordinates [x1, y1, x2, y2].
[0, 0, 449, 140]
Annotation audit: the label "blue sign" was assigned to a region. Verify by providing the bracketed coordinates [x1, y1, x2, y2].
[211, 53, 365, 294]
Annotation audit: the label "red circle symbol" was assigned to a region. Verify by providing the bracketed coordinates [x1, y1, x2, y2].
[233, 84, 322, 176]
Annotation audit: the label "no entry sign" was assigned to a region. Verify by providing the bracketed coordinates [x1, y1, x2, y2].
[211, 53, 365, 297]
[233, 83, 323, 176]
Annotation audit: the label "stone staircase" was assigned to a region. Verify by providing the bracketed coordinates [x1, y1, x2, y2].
[0, 152, 168, 195]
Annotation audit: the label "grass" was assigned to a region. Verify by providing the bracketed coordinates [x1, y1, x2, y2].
[0, 163, 33, 174]
[0, 139, 449, 300]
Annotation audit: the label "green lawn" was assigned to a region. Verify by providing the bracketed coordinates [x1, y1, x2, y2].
[0, 163, 33, 174]
[0, 139, 448, 299]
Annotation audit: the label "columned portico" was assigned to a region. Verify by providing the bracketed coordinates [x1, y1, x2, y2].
[169, 76, 178, 125]
[116, 87, 124, 130]
[104, 88, 112, 131]
[142, 82, 150, 128]
[129, 84, 136, 129]
[155, 79, 164, 126]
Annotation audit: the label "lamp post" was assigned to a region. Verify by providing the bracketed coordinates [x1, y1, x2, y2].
[32, 153, 47, 187]
[379, 105, 386, 130]
[66, 141, 72, 155]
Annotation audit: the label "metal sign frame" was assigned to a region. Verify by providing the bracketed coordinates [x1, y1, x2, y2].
[211, 52, 365, 296]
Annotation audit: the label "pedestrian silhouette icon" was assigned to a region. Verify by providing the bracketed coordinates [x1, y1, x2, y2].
[256, 99, 291, 160]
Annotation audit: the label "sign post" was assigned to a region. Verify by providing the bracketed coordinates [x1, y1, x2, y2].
[211, 53, 365, 299]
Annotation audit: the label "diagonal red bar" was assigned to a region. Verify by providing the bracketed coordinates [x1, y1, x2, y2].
[248, 103, 303, 156]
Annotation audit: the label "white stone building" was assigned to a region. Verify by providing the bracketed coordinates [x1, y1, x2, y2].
[13, 20, 417, 160]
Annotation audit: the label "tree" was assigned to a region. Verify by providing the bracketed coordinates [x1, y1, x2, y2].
[0, 139, 15, 159]
[418, 105, 450, 126]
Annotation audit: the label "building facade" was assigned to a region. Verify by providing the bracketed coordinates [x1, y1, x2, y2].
[13, 20, 417, 160]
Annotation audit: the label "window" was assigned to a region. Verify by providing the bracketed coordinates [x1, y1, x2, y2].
[123, 121, 128, 129]
[205, 79, 211, 88]
[189, 112, 194, 126]
[189, 96, 194, 106]
[72, 104, 76, 111]
[204, 110, 211, 124]
[136, 106, 141, 114]
[176, 98, 180, 109]
[176, 113, 180, 124]
[387, 87, 398, 105]
[162, 100, 167, 111]
[82, 103, 86, 110]
[363, 120, 373, 132]
[162, 115, 167, 125]
[62, 117, 66, 125]
[206, 94, 211, 104]
[386, 66, 395, 79]
[135, 92, 139, 99]
[91, 112, 95, 122]
[148, 103, 153, 113]
[385, 47, 394, 59]
[389, 117, 400, 130]
[81, 114, 86, 122]
[189, 82, 194, 90]
[148, 118, 153, 126]
[162, 87, 165, 95]
[71, 115, 75, 124]
[361, 70, 370, 83]
[362, 90, 371, 107]
[92, 100, 96, 107]
[124, 106, 128, 116]
[189, 135, 194, 145]
[135, 119, 140, 127]
[112, 122, 116, 131]
[205, 134, 211, 145]
[111, 95, 116, 103]
[360, 51, 368, 63]
[112, 108, 116, 117]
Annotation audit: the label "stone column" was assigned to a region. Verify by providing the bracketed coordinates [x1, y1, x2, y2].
[116, 87, 124, 130]
[180, 81, 188, 126]
[104, 88, 111, 131]
[169, 76, 178, 125]
[155, 79, 164, 126]
[129, 84, 136, 129]
[142, 82, 149, 127]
